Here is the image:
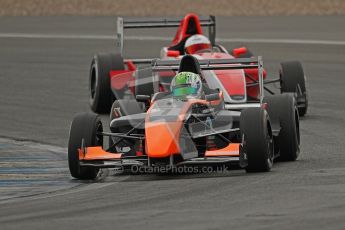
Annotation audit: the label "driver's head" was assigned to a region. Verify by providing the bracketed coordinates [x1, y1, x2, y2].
[185, 34, 211, 54]
[171, 72, 202, 99]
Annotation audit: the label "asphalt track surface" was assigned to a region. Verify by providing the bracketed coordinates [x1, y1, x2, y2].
[0, 16, 345, 229]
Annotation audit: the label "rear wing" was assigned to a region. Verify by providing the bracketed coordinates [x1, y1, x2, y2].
[116, 16, 216, 56]
[151, 57, 265, 104]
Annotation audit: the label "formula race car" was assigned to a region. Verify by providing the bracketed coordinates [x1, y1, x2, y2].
[68, 55, 300, 180]
[88, 13, 308, 116]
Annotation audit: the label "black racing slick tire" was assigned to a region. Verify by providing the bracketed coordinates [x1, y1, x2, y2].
[280, 61, 308, 116]
[264, 94, 300, 161]
[68, 113, 103, 180]
[240, 107, 274, 172]
[89, 53, 124, 114]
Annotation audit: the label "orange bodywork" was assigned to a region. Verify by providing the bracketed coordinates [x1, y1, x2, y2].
[79, 147, 122, 161]
[205, 143, 240, 157]
[144, 121, 181, 158]
[145, 98, 222, 158]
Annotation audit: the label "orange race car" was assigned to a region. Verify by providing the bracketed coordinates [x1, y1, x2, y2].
[68, 55, 300, 180]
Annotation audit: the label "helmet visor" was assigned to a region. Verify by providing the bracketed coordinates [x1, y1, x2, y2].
[172, 85, 198, 97]
[186, 43, 211, 54]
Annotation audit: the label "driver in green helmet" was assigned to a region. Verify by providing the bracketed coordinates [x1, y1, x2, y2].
[170, 72, 203, 100]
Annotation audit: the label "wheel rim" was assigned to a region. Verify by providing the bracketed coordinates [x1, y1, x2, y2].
[267, 129, 274, 168]
[279, 72, 284, 93]
[295, 111, 300, 156]
[90, 64, 98, 101]
[95, 122, 103, 147]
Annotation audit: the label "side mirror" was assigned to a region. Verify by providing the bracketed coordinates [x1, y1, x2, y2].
[232, 47, 248, 57]
[167, 50, 180, 57]
[205, 93, 220, 102]
[136, 95, 151, 103]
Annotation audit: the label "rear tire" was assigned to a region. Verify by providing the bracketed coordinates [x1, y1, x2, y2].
[264, 94, 300, 161]
[89, 53, 124, 114]
[68, 113, 103, 180]
[240, 108, 274, 172]
[280, 61, 308, 116]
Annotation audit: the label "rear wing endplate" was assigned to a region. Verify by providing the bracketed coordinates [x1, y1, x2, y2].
[117, 16, 216, 56]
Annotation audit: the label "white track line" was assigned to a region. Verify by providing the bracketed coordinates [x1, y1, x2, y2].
[0, 33, 345, 45]
[0, 33, 115, 40]
[218, 38, 345, 46]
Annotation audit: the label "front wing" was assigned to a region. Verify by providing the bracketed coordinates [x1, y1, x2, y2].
[78, 143, 242, 169]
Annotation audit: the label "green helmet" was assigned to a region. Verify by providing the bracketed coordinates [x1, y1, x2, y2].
[171, 72, 202, 99]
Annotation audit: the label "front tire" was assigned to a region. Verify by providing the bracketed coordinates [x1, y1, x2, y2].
[240, 108, 274, 172]
[68, 113, 103, 180]
[264, 94, 300, 161]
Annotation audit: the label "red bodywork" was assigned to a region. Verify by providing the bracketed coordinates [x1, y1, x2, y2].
[198, 52, 267, 99]
[170, 13, 204, 47]
[110, 60, 136, 94]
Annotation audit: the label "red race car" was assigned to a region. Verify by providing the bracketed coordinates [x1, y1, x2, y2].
[89, 13, 308, 116]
